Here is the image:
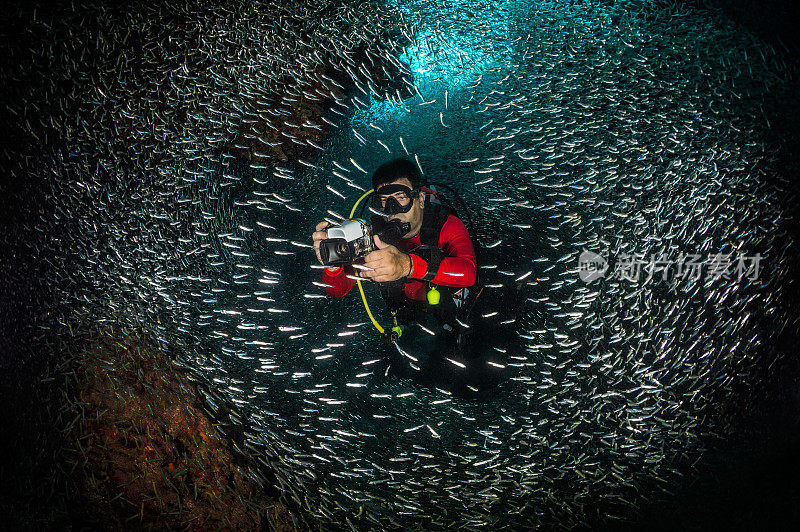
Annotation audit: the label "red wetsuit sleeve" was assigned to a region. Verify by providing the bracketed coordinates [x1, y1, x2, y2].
[408, 215, 477, 287]
[322, 266, 356, 298]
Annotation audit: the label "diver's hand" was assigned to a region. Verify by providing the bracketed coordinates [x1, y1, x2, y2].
[361, 235, 412, 283]
[312, 221, 332, 266]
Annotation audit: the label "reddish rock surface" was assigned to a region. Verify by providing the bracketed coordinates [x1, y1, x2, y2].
[54, 328, 304, 531]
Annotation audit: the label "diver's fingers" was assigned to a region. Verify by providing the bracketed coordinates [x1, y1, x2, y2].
[371, 273, 396, 283]
[364, 264, 391, 281]
[352, 263, 374, 272]
[351, 264, 374, 281]
[364, 250, 387, 264]
[357, 266, 375, 279]
[312, 225, 332, 265]
[312, 221, 331, 243]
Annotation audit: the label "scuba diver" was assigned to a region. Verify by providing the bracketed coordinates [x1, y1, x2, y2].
[311, 157, 484, 358]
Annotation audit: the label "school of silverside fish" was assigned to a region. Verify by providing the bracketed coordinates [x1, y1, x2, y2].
[5, 0, 800, 529]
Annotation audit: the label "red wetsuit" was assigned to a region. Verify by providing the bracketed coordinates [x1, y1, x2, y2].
[322, 214, 477, 301]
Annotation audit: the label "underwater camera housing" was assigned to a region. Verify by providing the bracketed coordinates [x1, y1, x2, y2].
[319, 215, 410, 267]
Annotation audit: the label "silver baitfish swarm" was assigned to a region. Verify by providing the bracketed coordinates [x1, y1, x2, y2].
[2, 0, 800, 530]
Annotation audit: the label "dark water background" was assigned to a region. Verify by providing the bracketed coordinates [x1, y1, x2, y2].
[2, 0, 800, 529]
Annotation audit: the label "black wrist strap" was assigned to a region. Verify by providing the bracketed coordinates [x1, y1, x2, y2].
[409, 245, 444, 282]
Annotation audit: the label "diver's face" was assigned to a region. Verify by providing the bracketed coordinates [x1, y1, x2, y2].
[376, 178, 425, 239]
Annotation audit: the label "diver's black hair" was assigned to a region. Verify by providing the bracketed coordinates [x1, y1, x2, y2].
[371, 157, 425, 191]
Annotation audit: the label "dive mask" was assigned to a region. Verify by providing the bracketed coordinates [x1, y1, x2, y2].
[371, 184, 418, 216]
